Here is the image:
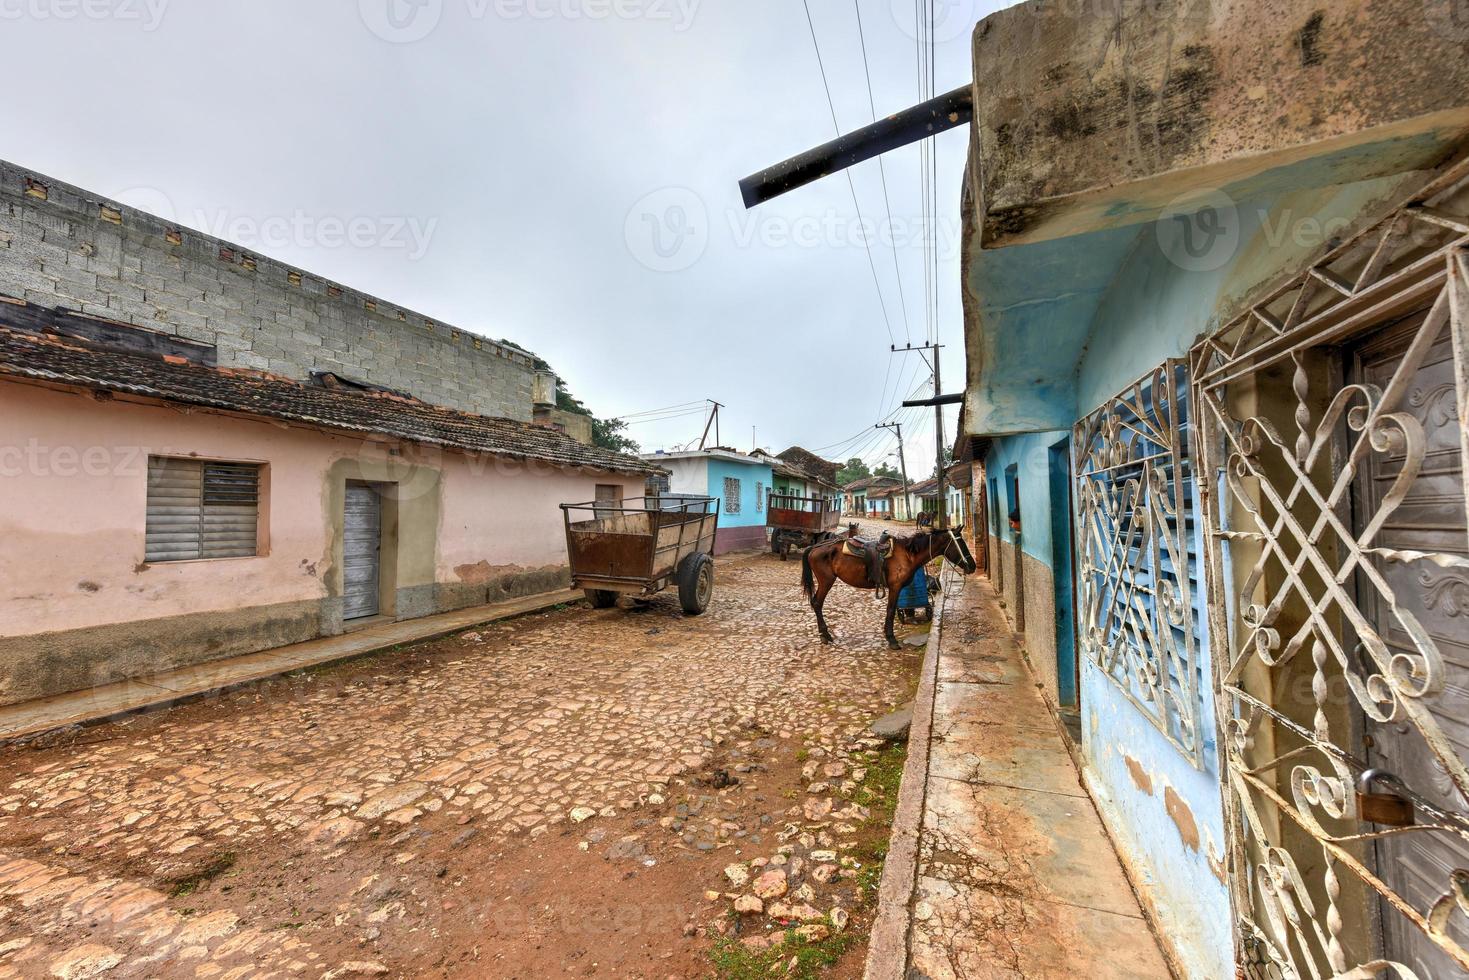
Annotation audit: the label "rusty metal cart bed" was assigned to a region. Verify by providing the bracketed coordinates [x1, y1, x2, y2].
[766, 490, 842, 560]
[560, 496, 719, 614]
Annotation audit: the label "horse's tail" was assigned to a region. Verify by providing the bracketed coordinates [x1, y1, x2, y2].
[801, 544, 815, 600]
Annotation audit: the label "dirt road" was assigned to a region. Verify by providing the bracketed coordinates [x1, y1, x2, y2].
[0, 546, 924, 978]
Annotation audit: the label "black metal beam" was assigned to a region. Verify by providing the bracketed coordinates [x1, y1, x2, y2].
[739, 84, 973, 210]
[903, 393, 964, 408]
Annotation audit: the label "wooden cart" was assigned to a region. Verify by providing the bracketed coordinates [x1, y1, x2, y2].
[766, 490, 842, 560]
[560, 496, 719, 614]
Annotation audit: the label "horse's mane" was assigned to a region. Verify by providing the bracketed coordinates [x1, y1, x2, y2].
[900, 531, 932, 554]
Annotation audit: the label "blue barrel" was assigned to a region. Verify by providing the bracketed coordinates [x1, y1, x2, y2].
[898, 564, 929, 611]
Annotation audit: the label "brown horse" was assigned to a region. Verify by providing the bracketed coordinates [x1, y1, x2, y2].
[800, 528, 977, 649]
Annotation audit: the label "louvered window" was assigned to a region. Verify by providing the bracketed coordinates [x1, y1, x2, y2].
[145, 457, 262, 562]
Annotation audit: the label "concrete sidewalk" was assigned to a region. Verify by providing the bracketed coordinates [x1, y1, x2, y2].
[0, 587, 582, 743]
[867, 572, 1172, 980]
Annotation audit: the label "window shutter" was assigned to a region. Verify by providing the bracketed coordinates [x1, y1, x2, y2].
[146, 458, 259, 562]
[146, 458, 205, 562]
[201, 464, 260, 558]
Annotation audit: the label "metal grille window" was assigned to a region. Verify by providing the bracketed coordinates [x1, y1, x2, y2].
[145, 457, 261, 562]
[756, 482, 763, 512]
[1194, 160, 1469, 978]
[1074, 360, 1205, 765]
[723, 477, 741, 514]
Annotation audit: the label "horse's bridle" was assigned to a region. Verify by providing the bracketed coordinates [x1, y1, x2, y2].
[926, 527, 972, 571]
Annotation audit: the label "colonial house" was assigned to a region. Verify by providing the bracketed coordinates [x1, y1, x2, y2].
[763, 453, 841, 513]
[842, 475, 900, 516]
[0, 161, 658, 709]
[864, 484, 898, 519]
[958, 2, 1469, 977]
[774, 446, 839, 487]
[641, 448, 773, 554]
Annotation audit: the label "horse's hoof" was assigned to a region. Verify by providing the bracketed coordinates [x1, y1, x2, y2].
[820, 634, 834, 645]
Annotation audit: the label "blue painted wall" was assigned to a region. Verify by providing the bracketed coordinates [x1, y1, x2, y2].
[970, 147, 1447, 979]
[704, 457, 772, 529]
[984, 431, 1068, 563]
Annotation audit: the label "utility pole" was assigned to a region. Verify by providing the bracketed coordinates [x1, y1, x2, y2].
[875, 421, 911, 522]
[892, 342, 949, 529]
[697, 400, 724, 451]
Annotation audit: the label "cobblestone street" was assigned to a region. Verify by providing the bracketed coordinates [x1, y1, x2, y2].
[0, 543, 923, 978]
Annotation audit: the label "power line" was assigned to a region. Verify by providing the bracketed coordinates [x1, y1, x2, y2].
[852, 0, 912, 345]
[800, 0, 896, 345]
[619, 401, 708, 420]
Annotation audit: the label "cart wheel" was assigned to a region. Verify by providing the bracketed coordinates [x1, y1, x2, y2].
[585, 589, 618, 609]
[677, 553, 714, 615]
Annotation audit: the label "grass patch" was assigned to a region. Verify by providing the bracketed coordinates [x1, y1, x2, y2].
[168, 851, 236, 898]
[709, 931, 860, 979]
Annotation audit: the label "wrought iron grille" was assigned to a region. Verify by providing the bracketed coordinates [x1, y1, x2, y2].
[1074, 359, 1205, 766]
[1192, 158, 1469, 979]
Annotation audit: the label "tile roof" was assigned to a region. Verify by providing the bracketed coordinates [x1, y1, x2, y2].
[0, 327, 662, 476]
[843, 475, 901, 492]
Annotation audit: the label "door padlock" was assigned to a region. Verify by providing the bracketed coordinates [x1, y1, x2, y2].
[1357, 770, 1415, 827]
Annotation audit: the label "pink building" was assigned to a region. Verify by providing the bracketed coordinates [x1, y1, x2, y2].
[0, 164, 658, 708]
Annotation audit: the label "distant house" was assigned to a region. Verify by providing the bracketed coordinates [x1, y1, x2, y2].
[775, 447, 839, 487]
[864, 484, 900, 518]
[641, 448, 773, 554]
[843, 475, 901, 516]
[763, 455, 840, 510]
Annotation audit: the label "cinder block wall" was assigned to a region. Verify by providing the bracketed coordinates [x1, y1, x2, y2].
[0, 161, 535, 420]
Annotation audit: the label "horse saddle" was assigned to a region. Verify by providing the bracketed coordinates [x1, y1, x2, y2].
[843, 534, 894, 595]
[841, 537, 894, 561]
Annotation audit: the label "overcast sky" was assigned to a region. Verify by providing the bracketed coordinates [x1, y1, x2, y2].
[7, 0, 1019, 476]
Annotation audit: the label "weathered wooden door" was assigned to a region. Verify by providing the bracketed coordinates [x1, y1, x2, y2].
[343, 483, 382, 621]
[1353, 313, 1469, 978]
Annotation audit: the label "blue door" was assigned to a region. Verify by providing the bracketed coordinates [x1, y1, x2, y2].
[1047, 441, 1078, 707]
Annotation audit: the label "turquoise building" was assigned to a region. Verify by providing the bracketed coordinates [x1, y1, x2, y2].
[642, 449, 773, 555]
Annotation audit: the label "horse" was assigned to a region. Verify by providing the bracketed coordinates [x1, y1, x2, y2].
[800, 527, 977, 649]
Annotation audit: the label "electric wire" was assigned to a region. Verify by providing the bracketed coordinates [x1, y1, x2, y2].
[800, 0, 896, 346]
[852, 0, 912, 346]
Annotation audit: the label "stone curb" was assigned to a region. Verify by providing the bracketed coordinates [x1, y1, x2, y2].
[0, 589, 585, 746]
[862, 567, 953, 980]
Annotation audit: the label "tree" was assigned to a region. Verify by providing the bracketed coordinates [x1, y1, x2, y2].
[592, 417, 640, 455]
[499, 338, 640, 454]
[836, 457, 871, 485]
[874, 462, 901, 480]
